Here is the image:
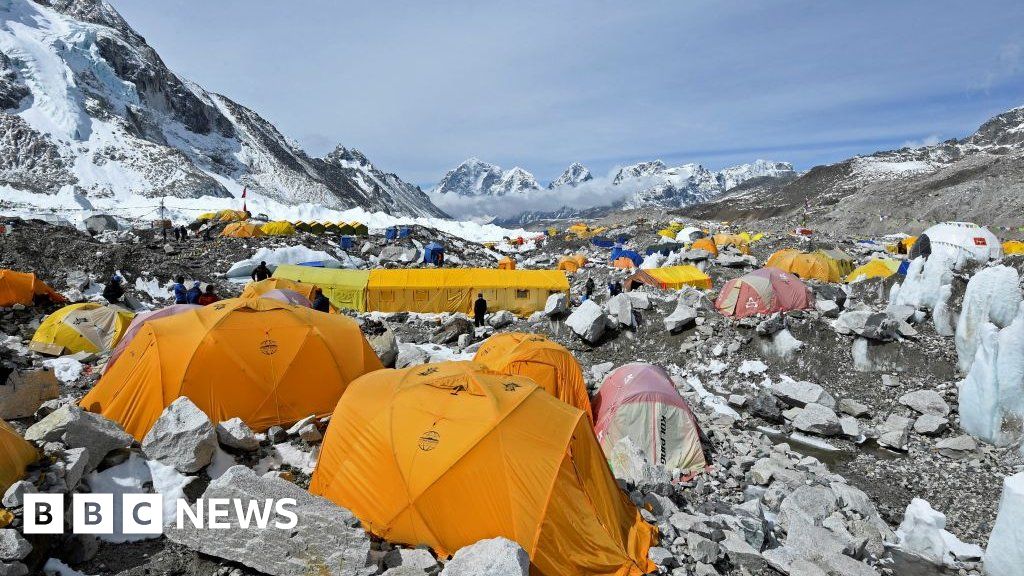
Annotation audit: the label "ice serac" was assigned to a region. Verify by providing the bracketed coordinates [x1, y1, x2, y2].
[548, 162, 593, 189]
[958, 308, 1024, 445]
[0, 0, 443, 216]
[985, 472, 1024, 576]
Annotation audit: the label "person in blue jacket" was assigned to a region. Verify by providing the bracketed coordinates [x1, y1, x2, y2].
[172, 276, 188, 304]
[185, 281, 202, 304]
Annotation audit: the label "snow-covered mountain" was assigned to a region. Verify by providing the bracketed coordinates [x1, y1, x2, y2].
[548, 162, 593, 189]
[432, 158, 541, 196]
[718, 160, 796, 190]
[0, 0, 444, 217]
[614, 159, 796, 210]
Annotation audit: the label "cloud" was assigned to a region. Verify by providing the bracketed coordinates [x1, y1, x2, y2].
[900, 134, 942, 149]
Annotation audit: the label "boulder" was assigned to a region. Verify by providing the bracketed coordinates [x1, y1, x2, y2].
[1, 481, 35, 508]
[756, 314, 785, 336]
[0, 368, 59, 419]
[625, 291, 651, 310]
[935, 435, 977, 458]
[686, 533, 720, 564]
[431, 317, 474, 345]
[771, 378, 836, 409]
[439, 537, 529, 576]
[367, 328, 399, 368]
[396, 344, 430, 368]
[664, 298, 698, 333]
[898, 389, 950, 416]
[838, 398, 870, 418]
[379, 245, 417, 263]
[913, 414, 948, 435]
[488, 310, 516, 329]
[834, 310, 899, 341]
[25, 405, 132, 471]
[383, 548, 438, 572]
[544, 293, 569, 317]
[565, 300, 613, 343]
[141, 397, 218, 473]
[167, 465, 371, 576]
[876, 414, 913, 451]
[216, 418, 260, 451]
[839, 416, 860, 438]
[603, 294, 635, 328]
[778, 485, 838, 531]
[0, 531, 30, 562]
[791, 404, 841, 436]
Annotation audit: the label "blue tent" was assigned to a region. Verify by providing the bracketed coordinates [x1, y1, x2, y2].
[298, 261, 327, 268]
[423, 242, 445, 264]
[340, 236, 354, 250]
[610, 248, 643, 266]
[591, 237, 614, 248]
[897, 260, 911, 276]
[399, 226, 411, 239]
[385, 227, 398, 241]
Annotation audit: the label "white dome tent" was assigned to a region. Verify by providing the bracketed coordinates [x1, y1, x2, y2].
[920, 222, 1002, 268]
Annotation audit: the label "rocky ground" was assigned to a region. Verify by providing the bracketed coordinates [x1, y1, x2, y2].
[0, 213, 1021, 576]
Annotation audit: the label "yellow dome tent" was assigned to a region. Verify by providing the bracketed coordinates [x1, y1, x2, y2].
[221, 222, 265, 238]
[0, 419, 36, 495]
[624, 265, 712, 291]
[473, 333, 593, 422]
[1003, 240, 1024, 255]
[30, 302, 134, 356]
[497, 256, 516, 270]
[216, 209, 248, 222]
[0, 269, 66, 307]
[260, 221, 296, 236]
[712, 233, 751, 255]
[765, 248, 854, 283]
[556, 255, 587, 273]
[267, 266, 364, 312]
[847, 258, 900, 283]
[691, 237, 718, 256]
[196, 212, 216, 221]
[309, 361, 655, 576]
[80, 298, 383, 439]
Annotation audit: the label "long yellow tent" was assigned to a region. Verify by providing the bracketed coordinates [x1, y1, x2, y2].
[624, 265, 712, 291]
[272, 267, 569, 316]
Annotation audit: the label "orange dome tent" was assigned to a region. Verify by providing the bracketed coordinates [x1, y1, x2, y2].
[712, 233, 750, 255]
[557, 255, 587, 273]
[612, 256, 637, 269]
[80, 298, 382, 439]
[497, 256, 516, 270]
[765, 248, 854, 283]
[715, 267, 814, 318]
[0, 269, 66, 307]
[0, 419, 37, 495]
[690, 237, 718, 256]
[309, 361, 655, 576]
[473, 333, 593, 422]
[241, 277, 322, 302]
[221, 222, 265, 238]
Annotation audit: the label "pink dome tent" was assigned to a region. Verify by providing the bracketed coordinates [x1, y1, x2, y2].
[104, 304, 201, 372]
[592, 363, 706, 474]
[715, 267, 814, 318]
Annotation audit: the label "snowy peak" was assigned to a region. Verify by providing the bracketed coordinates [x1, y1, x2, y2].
[548, 162, 593, 189]
[432, 158, 541, 196]
[0, 0, 444, 216]
[612, 160, 667, 184]
[718, 160, 796, 190]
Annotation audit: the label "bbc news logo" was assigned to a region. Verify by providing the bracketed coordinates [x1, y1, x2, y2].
[24, 494, 298, 534]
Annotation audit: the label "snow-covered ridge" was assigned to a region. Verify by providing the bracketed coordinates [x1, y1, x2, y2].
[0, 0, 444, 217]
[432, 158, 543, 196]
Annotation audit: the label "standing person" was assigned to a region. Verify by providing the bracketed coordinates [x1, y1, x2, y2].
[179, 225, 188, 240]
[172, 276, 188, 304]
[173, 227, 181, 242]
[197, 285, 219, 305]
[102, 275, 125, 304]
[185, 281, 202, 304]
[585, 277, 595, 300]
[312, 288, 331, 313]
[251, 261, 272, 282]
[473, 293, 487, 327]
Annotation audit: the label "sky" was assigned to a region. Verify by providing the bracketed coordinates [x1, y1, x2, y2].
[109, 0, 1024, 188]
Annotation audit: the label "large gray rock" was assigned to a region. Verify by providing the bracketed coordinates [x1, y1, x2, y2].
[216, 417, 260, 451]
[877, 414, 914, 451]
[913, 414, 948, 435]
[367, 328, 399, 368]
[625, 291, 651, 310]
[439, 537, 529, 576]
[791, 404, 841, 436]
[664, 299, 698, 333]
[0, 530, 30, 561]
[1, 481, 35, 508]
[543, 293, 569, 317]
[935, 435, 978, 458]
[383, 548, 437, 572]
[771, 379, 836, 409]
[603, 294, 635, 328]
[779, 485, 838, 531]
[565, 300, 613, 343]
[431, 316, 474, 345]
[396, 343, 430, 369]
[141, 397, 217, 473]
[379, 245, 418, 263]
[898, 389, 950, 416]
[167, 465, 370, 576]
[25, 405, 131, 470]
[833, 310, 899, 341]
[488, 310, 516, 329]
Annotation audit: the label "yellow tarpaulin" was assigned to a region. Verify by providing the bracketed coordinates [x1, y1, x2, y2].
[847, 258, 900, 282]
[367, 269, 569, 316]
[625, 265, 712, 291]
[1003, 240, 1024, 255]
[271, 265, 370, 312]
[766, 249, 854, 283]
[260, 221, 296, 235]
[0, 420, 36, 495]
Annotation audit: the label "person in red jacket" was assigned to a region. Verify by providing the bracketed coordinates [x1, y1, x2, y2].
[197, 285, 219, 306]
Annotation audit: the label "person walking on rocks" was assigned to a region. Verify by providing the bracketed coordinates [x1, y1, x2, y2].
[172, 275, 188, 304]
[312, 288, 331, 313]
[474, 293, 487, 327]
[251, 261, 272, 282]
[585, 277, 595, 300]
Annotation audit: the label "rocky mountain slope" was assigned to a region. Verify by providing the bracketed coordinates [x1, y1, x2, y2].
[0, 0, 444, 216]
[683, 106, 1024, 234]
[548, 161, 592, 189]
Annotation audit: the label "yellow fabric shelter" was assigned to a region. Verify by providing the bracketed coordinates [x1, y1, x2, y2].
[196, 212, 216, 221]
[260, 221, 296, 236]
[625, 265, 712, 291]
[221, 222, 265, 238]
[0, 269, 66, 307]
[80, 298, 383, 439]
[309, 361, 655, 576]
[497, 257, 516, 270]
[690, 237, 718, 256]
[765, 249, 854, 283]
[241, 277, 322, 302]
[712, 233, 751, 255]
[0, 420, 36, 495]
[1003, 240, 1024, 255]
[367, 269, 569, 316]
[30, 303, 134, 356]
[473, 333, 593, 422]
[216, 209, 248, 222]
[270, 266, 368, 312]
[557, 254, 587, 273]
[847, 258, 900, 283]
